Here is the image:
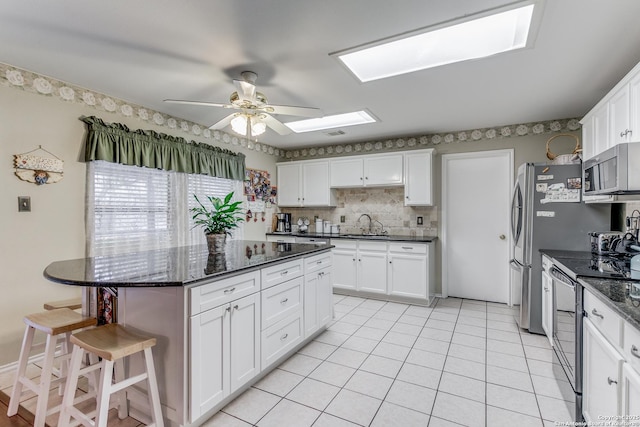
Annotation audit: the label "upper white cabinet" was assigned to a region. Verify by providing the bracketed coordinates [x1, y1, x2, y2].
[404, 149, 434, 206]
[582, 61, 640, 160]
[277, 161, 336, 207]
[330, 153, 403, 187]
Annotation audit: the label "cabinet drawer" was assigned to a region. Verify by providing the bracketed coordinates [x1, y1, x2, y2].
[331, 239, 357, 250]
[388, 242, 427, 254]
[305, 252, 332, 274]
[358, 241, 388, 251]
[624, 322, 640, 372]
[190, 271, 260, 315]
[262, 277, 303, 329]
[261, 259, 303, 290]
[584, 290, 623, 348]
[261, 312, 303, 369]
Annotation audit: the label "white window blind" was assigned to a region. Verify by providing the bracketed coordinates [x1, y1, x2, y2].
[87, 160, 243, 256]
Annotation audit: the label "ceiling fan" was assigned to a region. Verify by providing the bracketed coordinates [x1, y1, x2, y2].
[164, 71, 323, 138]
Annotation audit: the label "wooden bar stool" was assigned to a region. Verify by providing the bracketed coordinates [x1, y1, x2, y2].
[43, 297, 83, 311]
[58, 323, 164, 427]
[7, 308, 96, 427]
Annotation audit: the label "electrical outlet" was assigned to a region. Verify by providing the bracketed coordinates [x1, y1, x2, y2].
[340, 215, 346, 223]
[417, 216, 423, 225]
[18, 196, 31, 212]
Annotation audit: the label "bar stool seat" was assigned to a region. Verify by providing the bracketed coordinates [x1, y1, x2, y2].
[43, 297, 83, 311]
[7, 308, 96, 427]
[58, 323, 164, 427]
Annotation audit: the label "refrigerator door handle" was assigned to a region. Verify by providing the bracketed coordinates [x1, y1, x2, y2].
[510, 182, 523, 244]
[509, 258, 527, 270]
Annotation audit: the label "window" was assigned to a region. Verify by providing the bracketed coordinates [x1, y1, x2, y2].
[87, 160, 243, 256]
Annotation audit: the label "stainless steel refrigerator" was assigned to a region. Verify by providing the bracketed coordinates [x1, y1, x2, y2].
[510, 162, 611, 334]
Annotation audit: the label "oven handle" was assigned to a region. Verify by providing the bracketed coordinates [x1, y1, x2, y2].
[550, 265, 576, 289]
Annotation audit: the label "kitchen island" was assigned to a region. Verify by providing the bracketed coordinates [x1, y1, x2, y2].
[44, 241, 334, 427]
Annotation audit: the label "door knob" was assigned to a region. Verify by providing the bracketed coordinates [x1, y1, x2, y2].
[499, 234, 506, 240]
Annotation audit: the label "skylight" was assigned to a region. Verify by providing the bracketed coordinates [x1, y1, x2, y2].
[285, 111, 376, 133]
[334, 3, 536, 82]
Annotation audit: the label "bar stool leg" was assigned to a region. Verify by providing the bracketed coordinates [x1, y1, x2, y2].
[95, 359, 114, 427]
[33, 333, 57, 427]
[144, 347, 164, 427]
[114, 358, 128, 419]
[58, 344, 84, 427]
[7, 325, 35, 416]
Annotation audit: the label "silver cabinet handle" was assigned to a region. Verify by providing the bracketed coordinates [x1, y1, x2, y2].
[281, 270, 289, 276]
[631, 345, 640, 359]
[352, 258, 356, 261]
[608, 377, 618, 385]
[402, 246, 413, 250]
[233, 304, 239, 310]
[224, 287, 236, 294]
[317, 260, 322, 264]
[544, 287, 549, 292]
[226, 306, 231, 312]
[591, 308, 604, 319]
[280, 298, 288, 304]
[280, 333, 288, 341]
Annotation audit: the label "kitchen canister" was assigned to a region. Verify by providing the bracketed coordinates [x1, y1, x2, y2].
[315, 218, 323, 233]
[323, 221, 331, 234]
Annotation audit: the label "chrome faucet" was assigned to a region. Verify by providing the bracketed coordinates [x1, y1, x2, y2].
[357, 214, 373, 235]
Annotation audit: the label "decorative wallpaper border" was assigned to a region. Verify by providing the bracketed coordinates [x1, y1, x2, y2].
[0, 62, 284, 157]
[2, 62, 581, 160]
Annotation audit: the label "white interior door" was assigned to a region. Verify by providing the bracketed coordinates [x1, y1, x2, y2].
[442, 150, 513, 303]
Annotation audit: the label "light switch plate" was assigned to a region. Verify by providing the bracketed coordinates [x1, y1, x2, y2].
[18, 196, 31, 212]
[417, 216, 423, 225]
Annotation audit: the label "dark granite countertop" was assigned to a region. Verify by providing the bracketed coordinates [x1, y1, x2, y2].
[267, 232, 437, 243]
[540, 249, 640, 332]
[44, 240, 332, 288]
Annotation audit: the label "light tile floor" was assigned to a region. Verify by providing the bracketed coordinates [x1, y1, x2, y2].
[209, 294, 575, 427]
[1, 295, 575, 427]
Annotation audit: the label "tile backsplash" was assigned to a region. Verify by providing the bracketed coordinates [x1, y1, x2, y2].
[282, 187, 437, 236]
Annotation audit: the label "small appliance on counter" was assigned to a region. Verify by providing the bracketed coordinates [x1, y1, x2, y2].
[275, 213, 292, 233]
[297, 217, 310, 233]
[589, 231, 624, 255]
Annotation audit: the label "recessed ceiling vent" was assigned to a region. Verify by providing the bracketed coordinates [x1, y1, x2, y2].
[325, 130, 346, 136]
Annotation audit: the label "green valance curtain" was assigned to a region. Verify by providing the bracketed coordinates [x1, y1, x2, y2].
[81, 116, 245, 180]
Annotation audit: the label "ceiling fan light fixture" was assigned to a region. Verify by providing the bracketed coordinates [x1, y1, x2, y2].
[230, 114, 267, 136]
[333, 1, 538, 82]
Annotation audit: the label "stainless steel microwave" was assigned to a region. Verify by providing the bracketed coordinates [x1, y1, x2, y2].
[583, 142, 640, 195]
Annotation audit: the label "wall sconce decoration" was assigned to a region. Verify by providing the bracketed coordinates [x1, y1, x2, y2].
[14, 145, 64, 185]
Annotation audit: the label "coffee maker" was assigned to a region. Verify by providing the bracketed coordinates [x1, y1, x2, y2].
[275, 213, 292, 233]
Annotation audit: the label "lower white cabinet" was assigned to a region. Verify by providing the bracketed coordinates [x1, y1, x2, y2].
[190, 293, 260, 421]
[332, 239, 434, 304]
[304, 266, 333, 338]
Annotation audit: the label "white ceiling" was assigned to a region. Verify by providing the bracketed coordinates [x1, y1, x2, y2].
[2, 0, 640, 149]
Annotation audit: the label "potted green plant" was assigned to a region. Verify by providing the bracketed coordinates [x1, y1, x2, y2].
[191, 191, 244, 254]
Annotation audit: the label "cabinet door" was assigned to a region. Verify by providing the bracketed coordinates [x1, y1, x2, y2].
[364, 154, 403, 186]
[622, 363, 640, 421]
[302, 161, 332, 206]
[229, 293, 261, 393]
[304, 272, 319, 338]
[582, 115, 596, 160]
[190, 304, 229, 421]
[629, 72, 640, 142]
[277, 163, 301, 206]
[404, 150, 433, 206]
[332, 249, 358, 291]
[610, 85, 631, 145]
[583, 318, 624, 424]
[330, 157, 363, 187]
[358, 250, 387, 293]
[388, 253, 427, 299]
[541, 268, 553, 347]
[317, 268, 333, 327]
[594, 104, 610, 156]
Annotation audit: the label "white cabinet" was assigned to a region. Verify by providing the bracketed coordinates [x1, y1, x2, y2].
[304, 266, 332, 338]
[329, 153, 403, 188]
[541, 256, 553, 347]
[190, 293, 260, 421]
[277, 161, 336, 207]
[404, 149, 434, 206]
[388, 243, 428, 299]
[583, 317, 624, 424]
[331, 239, 434, 304]
[622, 363, 640, 421]
[581, 60, 640, 160]
[358, 242, 388, 294]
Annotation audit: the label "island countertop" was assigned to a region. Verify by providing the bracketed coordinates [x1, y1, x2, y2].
[44, 240, 333, 287]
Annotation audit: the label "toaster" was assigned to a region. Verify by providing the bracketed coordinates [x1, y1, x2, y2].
[589, 231, 625, 254]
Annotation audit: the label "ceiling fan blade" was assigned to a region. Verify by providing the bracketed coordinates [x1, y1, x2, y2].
[264, 104, 323, 118]
[163, 99, 232, 108]
[262, 114, 292, 135]
[233, 79, 256, 102]
[209, 114, 236, 130]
